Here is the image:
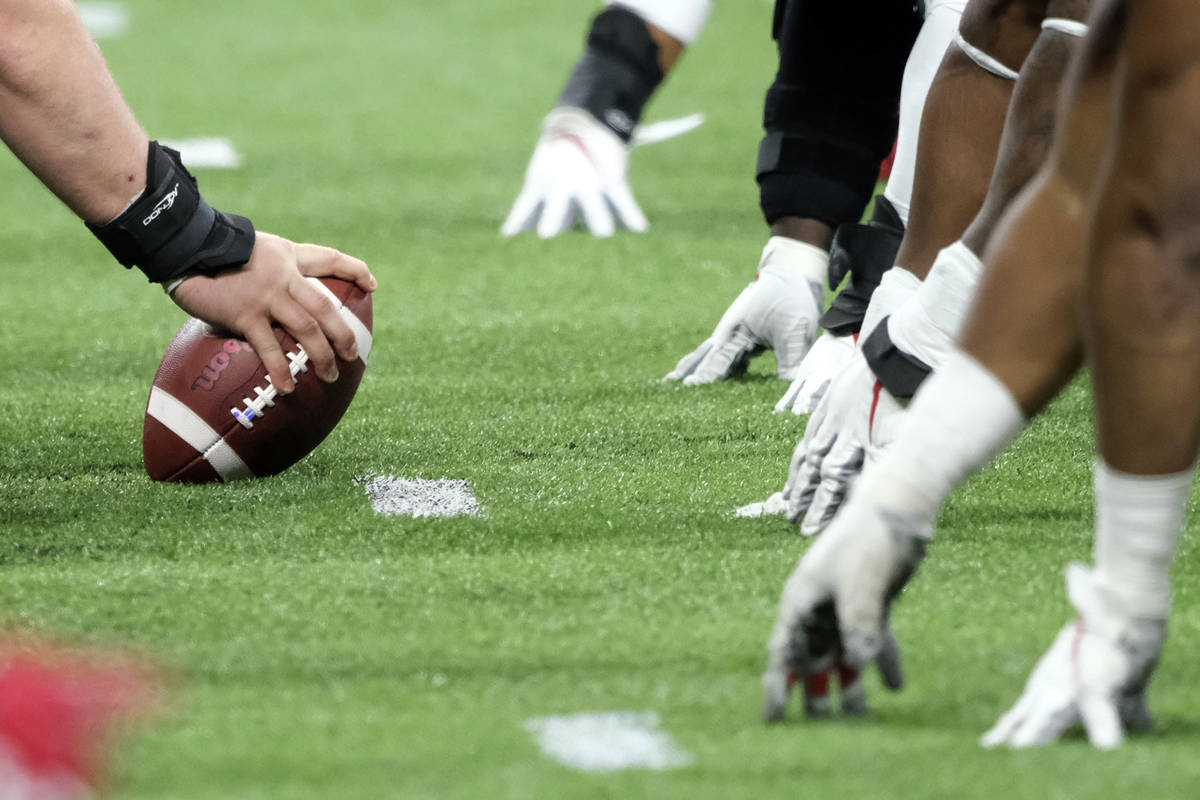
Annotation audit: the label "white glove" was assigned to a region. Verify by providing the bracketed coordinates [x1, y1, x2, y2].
[502, 108, 645, 238]
[981, 564, 1164, 750]
[774, 332, 857, 415]
[664, 237, 827, 385]
[783, 349, 907, 536]
[763, 488, 928, 722]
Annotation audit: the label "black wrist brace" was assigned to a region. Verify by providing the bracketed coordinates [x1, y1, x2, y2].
[861, 316, 932, 400]
[88, 141, 255, 283]
[557, 7, 664, 141]
[820, 195, 905, 336]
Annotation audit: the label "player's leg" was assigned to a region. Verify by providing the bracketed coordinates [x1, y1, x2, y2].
[759, 0, 922, 248]
[957, 0, 1104, 414]
[764, 1, 1129, 721]
[858, 0, 1118, 525]
[890, 0, 1046, 281]
[782, 0, 1038, 410]
[787, 0, 1094, 534]
[1083, 0, 1200, 647]
[985, 0, 1200, 748]
[667, 0, 927, 385]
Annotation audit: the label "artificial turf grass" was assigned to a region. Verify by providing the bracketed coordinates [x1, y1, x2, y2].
[2, 1, 1200, 797]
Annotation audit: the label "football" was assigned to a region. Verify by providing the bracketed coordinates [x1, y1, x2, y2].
[142, 277, 373, 482]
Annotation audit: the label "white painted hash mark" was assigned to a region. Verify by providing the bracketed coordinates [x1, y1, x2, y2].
[158, 138, 242, 169]
[524, 712, 692, 772]
[734, 490, 787, 518]
[358, 476, 481, 518]
[78, 2, 129, 39]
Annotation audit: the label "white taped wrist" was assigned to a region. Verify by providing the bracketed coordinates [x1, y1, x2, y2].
[608, 0, 712, 45]
[954, 31, 1020, 80]
[888, 240, 983, 369]
[860, 349, 1026, 527]
[759, 236, 829, 287]
[1093, 459, 1195, 619]
[860, 267, 921, 341]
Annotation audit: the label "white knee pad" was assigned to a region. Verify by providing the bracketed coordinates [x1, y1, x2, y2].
[607, 0, 713, 45]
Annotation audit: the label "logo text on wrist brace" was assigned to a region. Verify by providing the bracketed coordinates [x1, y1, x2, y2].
[143, 183, 180, 226]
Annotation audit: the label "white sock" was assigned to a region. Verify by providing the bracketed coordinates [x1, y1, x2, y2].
[1092, 459, 1195, 619]
[857, 348, 1026, 529]
[883, 0, 965, 224]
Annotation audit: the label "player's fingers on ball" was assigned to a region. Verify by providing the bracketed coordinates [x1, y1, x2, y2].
[294, 243, 376, 292]
[293, 278, 359, 363]
[244, 323, 294, 394]
[273, 302, 339, 384]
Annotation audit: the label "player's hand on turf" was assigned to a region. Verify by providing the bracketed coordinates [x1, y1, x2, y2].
[783, 348, 908, 536]
[664, 238, 826, 385]
[774, 332, 858, 415]
[981, 564, 1164, 750]
[763, 491, 927, 722]
[502, 108, 646, 238]
[170, 232, 377, 394]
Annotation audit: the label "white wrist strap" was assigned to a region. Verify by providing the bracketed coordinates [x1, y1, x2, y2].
[888, 240, 983, 369]
[860, 267, 921, 342]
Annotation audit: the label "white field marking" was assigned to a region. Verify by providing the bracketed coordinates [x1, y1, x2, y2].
[358, 476, 481, 518]
[78, 2, 129, 39]
[158, 138, 242, 169]
[734, 490, 786, 518]
[524, 712, 692, 772]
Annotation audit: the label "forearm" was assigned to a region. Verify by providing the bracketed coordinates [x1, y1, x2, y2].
[0, 0, 146, 224]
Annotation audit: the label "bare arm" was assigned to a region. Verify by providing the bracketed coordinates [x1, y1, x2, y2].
[0, 0, 376, 395]
[0, 0, 147, 224]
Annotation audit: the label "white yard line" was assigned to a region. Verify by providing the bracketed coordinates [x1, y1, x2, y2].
[734, 490, 786, 518]
[358, 476, 482, 518]
[78, 2, 130, 39]
[159, 138, 242, 170]
[525, 711, 692, 772]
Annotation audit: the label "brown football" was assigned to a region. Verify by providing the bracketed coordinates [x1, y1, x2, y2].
[142, 277, 372, 482]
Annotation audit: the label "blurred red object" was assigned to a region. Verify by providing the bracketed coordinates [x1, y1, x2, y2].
[0, 640, 162, 799]
[878, 136, 898, 183]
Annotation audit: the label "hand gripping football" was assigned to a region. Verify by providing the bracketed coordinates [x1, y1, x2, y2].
[142, 277, 372, 482]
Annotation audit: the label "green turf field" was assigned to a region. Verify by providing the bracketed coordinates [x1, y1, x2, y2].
[2, 1, 1199, 797]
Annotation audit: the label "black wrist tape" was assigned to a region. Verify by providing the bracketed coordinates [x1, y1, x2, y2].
[89, 141, 255, 283]
[861, 316, 932, 400]
[820, 195, 905, 336]
[558, 7, 664, 141]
